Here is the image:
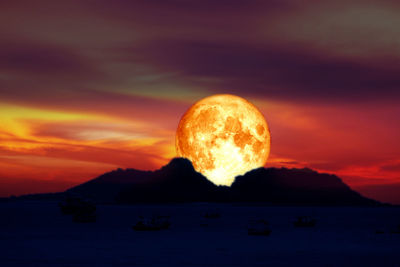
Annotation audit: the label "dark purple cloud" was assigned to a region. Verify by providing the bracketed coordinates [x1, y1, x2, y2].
[0, 42, 102, 78]
[90, 0, 290, 22]
[1, 0, 399, 105]
[126, 40, 400, 102]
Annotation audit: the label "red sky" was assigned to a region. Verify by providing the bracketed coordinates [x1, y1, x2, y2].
[1, 0, 400, 203]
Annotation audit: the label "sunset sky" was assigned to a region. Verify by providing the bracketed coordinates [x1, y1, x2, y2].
[1, 0, 400, 203]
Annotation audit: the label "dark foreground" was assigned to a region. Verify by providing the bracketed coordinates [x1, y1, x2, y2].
[0, 201, 399, 267]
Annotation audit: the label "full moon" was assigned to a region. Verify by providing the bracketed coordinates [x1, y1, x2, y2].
[176, 94, 270, 186]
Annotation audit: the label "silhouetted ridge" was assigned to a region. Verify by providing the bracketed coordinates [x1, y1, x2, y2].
[68, 158, 218, 203]
[66, 158, 379, 205]
[66, 168, 153, 202]
[230, 167, 376, 205]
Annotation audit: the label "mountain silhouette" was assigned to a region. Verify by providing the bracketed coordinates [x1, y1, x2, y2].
[66, 158, 379, 206]
[68, 158, 220, 203]
[230, 167, 378, 205]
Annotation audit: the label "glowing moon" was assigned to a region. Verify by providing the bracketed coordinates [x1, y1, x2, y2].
[176, 94, 270, 186]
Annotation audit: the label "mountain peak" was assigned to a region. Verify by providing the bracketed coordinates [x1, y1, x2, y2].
[162, 157, 195, 172]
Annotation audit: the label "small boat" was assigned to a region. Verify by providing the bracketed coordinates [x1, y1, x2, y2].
[59, 196, 96, 215]
[133, 216, 170, 231]
[203, 210, 220, 219]
[294, 216, 317, 227]
[248, 220, 271, 236]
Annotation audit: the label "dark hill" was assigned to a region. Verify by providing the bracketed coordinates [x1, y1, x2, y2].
[66, 158, 379, 206]
[68, 158, 220, 203]
[230, 168, 378, 205]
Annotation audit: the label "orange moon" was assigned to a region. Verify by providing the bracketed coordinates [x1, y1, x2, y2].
[176, 94, 270, 186]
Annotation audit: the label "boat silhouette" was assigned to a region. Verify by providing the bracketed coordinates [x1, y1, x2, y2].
[248, 220, 271, 236]
[293, 216, 317, 227]
[132, 216, 171, 231]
